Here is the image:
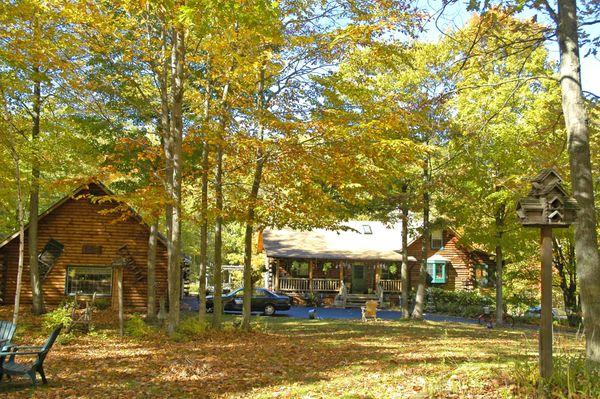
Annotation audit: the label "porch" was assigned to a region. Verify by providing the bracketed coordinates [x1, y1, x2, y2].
[270, 259, 404, 295]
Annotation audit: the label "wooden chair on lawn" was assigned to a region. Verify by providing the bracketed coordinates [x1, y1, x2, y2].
[0, 324, 62, 386]
[361, 300, 378, 322]
[0, 321, 17, 350]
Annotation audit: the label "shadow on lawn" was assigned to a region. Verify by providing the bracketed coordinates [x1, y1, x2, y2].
[0, 308, 557, 398]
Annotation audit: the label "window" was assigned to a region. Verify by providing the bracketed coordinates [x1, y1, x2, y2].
[381, 263, 398, 280]
[253, 289, 269, 297]
[66, 266, 112, 297]
[431, 229, 443, 249]
[362, 225, 373, 234]
[475, 264, 490, 287]
[427, 262, 447, 284]
[290, 261, 309, 277]
[38, 239, 64, 279]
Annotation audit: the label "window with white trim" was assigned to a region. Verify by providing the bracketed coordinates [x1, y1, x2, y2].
[66, 266, 113, 297]
[431, 229, 443, 249]
[427, 262, 447, 284]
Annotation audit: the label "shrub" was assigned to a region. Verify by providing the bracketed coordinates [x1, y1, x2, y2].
[124, 315, 152, 338]
[176, 317, 209, 338]
[426, 288, 494, 318]
[42, 306, 72, 332]
[513, 354, 600, 398]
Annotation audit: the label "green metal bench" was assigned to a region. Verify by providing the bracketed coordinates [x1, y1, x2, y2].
[0, 321, 17, 349]
[0, 325, 62, 386]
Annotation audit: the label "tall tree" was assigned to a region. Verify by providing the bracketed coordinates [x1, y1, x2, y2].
[412, 161, 430, 320]
[437, 9, 566, 326]
[445, 0, 600, 364]
[555, 0, 600, 362]
[167, 11, 186, 334]
[0, 0, 80, 315]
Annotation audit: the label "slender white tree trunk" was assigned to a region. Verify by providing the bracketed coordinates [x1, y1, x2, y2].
[557, 0, 600, 362]
[147, 221, 158, 321]
[11, 149, 25, 325]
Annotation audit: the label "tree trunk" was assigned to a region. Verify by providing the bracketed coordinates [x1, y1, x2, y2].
[557, 0, 600, 362]
[553, 237, 580, 327]
[11, 149, 25, 325]
[242, 156, 266, 331]
[198, 72, 211, 322]
[401, 185, 410, 319]
[167, 23, 185, 334]
[242, 67, 267, 331]
[158, 22, 174, 325]
[213, 128, 224, 329]
[412, 163, 429, 320]
[29, 67, 44, 315]
[495, 203, 505, 326]
[147, 221, 158, 321]
[212, 68, 233, 329]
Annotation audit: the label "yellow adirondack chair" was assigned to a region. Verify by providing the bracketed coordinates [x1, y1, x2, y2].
[361, 300, 378, 322]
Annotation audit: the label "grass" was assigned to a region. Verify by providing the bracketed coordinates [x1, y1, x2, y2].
[0, 306, 589, 398]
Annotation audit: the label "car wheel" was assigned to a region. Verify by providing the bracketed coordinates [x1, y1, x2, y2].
[206, 306, 214, 313]
[264, 304, 276, 316]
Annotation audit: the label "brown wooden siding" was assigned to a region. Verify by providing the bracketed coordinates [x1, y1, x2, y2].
[407, 230, 489, 291]
[0, 195, 168, 310]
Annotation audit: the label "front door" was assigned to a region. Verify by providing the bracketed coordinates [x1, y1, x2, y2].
[351, 264, 367, 294]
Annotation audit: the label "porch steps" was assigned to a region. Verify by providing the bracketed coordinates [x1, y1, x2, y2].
[345, 293, 379, 308]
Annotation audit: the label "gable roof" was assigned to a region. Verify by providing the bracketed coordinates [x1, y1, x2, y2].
[0, 181, 165, 250]
[262, 221, 419, 262]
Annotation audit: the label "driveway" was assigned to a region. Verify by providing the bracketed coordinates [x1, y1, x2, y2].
[183, 296, 478, 324]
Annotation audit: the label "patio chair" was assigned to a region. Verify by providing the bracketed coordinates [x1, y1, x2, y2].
[0, 324, 62, 386]
[0, 321, 17, 349]
[361, 300, 378, 322]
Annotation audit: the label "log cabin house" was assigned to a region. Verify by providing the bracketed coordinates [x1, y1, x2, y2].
[0, 182, 172, 311]
[261, 221, 492, 306]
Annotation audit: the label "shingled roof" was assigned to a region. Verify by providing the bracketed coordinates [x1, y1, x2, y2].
[262, 221, 419, 262]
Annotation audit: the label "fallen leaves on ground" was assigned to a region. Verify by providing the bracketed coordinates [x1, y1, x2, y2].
[0, 308, 584, 399]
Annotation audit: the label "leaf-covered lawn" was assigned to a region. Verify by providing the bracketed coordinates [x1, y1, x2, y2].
[0, 307, 584, 398]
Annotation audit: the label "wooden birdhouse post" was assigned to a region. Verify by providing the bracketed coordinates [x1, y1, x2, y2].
[516, 169, 578, 379]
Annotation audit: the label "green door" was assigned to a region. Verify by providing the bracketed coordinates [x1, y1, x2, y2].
[351, 265, 367, 294]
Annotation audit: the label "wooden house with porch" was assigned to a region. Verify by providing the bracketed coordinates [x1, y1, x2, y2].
[0, 182, 173, 311]
[261, 221, 492, 306]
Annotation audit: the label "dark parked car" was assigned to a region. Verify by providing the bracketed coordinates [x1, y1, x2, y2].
[206, 288, 291, 316]
[524, 306, 568, 320]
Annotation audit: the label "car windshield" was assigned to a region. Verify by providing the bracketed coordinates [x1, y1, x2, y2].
[230, 288, 275, 297]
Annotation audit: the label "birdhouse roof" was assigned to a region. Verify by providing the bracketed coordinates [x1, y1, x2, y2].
[531, 168, 563, 184]
[529, 181, 569, 198]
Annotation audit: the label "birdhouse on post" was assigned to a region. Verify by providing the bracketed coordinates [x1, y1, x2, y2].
[516, 168, 578, 379]
[516, 169, 578, 227]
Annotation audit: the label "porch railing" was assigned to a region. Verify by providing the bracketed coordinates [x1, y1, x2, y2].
[279, 277, 310, 291]
[311, 278, 340, 292]
[278, 277, 401, 292]
[278, 277, 340, 292]
[379, 279, 402, 292]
